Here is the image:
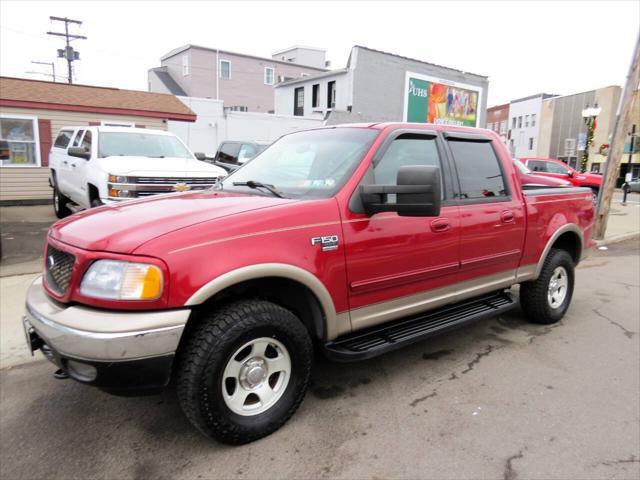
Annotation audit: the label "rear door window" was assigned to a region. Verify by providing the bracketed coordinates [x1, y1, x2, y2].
[448, 140, 507, 200]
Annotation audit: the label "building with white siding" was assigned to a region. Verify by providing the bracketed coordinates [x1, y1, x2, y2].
[507, 93, 556, 158]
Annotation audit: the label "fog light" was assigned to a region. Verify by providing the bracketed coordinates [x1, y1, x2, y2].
[67, 360, 98, 382]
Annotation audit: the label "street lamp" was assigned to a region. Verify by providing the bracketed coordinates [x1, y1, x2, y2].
[580, 103, 601, 173]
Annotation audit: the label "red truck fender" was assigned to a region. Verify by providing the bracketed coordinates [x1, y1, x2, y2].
[184, 263, 349, 340]
[533, 223, 584, 280]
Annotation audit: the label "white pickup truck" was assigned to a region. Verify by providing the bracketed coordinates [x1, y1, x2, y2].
[49, 126, 227, 218]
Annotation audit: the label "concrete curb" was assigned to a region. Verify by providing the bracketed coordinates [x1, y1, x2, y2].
[594, 232, 640, 247]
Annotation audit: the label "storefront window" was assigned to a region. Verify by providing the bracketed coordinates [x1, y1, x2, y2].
[0, 116, 39, 167]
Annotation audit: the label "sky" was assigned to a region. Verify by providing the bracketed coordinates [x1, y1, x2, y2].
[0, 0, 638, 106]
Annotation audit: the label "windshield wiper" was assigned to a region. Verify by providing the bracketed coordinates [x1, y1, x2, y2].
[232, 180, 286, 198]
[147, 155, 165, 158]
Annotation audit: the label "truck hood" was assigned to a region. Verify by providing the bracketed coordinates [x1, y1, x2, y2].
[49, 191, 293, 253]
[101, 156, 227, 177]
[573, 172, 602, 186]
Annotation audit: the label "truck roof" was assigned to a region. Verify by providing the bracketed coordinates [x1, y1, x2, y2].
[60, 126, 173, 136]
[331, 122, 496, 135]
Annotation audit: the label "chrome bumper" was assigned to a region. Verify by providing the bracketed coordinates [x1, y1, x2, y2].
[23, 276, 190, 362]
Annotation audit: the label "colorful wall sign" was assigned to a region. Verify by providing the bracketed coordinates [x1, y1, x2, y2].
[404, 72, 481, 127]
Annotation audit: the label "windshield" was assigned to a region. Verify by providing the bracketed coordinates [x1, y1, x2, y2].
[513, 158, 533, 174]
[220, 128, 379, 199]
[98, 132, 193, 159]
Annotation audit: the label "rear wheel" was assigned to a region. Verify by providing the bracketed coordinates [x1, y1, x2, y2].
[53, 184, 71, 219]
[520, 248, 575, 324]
[176, 300, 313, 444]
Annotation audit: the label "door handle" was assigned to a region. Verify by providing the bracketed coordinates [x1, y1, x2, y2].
[430, 218, 451, 233]
[71, 163, 76, 168]
[501, 210, 515, 223]
[63, 160, 68, 165]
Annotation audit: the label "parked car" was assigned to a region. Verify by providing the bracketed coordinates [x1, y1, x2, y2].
[24, 123, 595, 444]
[49, 126, 228, 218]
[626, 177, 640, 192]
[207, 140, 269, 172]
[519, 157, 602, 194]
[512, 158, 572, 189]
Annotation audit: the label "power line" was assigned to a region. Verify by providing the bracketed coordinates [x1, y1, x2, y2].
[46, 16, 87, 84]
[29, 60, 56, 81]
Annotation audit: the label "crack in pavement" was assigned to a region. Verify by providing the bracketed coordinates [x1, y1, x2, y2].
[504, 451, 524, 480]
[461, 345, 496, 375]
[593, 309, 636, 339]
[409, 391, 437, 407]
[594, 454, 639, 467]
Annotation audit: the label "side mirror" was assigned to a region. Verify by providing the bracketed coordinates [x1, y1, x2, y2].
[194, 152, 207, 161]
[360, 165, 441, 217]
[67, 146, 90, 160]
[567, 171, 574, 178]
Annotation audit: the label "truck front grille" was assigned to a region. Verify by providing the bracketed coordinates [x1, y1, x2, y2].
[108, 177, 222, 199]
[134, 177, 220, 185]
[44, 245, 75, 295]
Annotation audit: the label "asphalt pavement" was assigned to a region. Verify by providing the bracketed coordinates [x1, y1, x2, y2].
[0, 240, 638, 480]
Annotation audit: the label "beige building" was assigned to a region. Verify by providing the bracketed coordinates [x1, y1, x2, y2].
[0, 77, 195, 203]
[149, 45, 327, 113]
[537, 85, 621, 173]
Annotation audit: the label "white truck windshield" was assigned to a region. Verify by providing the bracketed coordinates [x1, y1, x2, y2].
[98, 133, 192, 159]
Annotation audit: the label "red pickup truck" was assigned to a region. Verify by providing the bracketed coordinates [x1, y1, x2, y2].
[23, 123, 595, 444]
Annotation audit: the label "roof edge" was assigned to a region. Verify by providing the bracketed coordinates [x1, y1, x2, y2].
[0, 99, 196, 122]
[160, 44, 327, 71]
[353, 45, 489, 80]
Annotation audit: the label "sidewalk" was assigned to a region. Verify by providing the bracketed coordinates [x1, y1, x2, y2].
[597, 191, 640, 246]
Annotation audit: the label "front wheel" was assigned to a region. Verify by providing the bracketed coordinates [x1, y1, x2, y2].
[53, 185, 71, 219]
[520, 248, 575, 324]
[176, 300, 313, 444]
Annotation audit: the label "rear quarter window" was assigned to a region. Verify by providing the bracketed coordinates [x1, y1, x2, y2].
[54, 130, 73, 148]
[449, 140, 507, 200]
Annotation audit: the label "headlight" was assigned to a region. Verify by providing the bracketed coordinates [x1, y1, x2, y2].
[108, 174, 134, 183]
[80, 260, 163, 300]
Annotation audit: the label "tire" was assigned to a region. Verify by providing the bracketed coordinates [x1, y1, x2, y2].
[520, 248, 575, 324]
[176, 300, 313, 444]
[53, 184, 72, 219]
[90, 198, 103, 208]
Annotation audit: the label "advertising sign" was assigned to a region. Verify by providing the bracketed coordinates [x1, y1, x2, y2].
[577, 132, 587, 151]
[404, 72, 481, 127]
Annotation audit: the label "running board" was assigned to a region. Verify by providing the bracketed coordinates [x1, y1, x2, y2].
[323, 291, 515, 362]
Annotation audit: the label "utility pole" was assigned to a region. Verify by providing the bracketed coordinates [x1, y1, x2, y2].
[47, 16, 86, 84]
[594, 32, 640, 239]
[28, 60, 56, 81]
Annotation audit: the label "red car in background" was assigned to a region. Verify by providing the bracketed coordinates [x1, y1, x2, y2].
[519, 157, 602, 194]
[512, 158, 572, 189]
